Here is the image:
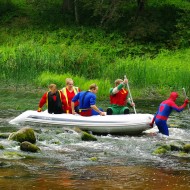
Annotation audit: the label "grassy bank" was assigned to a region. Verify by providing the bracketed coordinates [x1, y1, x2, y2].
[1, 43, 190, 99]
[0, 0, 190, 99]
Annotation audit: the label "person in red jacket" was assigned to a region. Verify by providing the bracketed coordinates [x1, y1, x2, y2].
[150, 92, 189, 136]
[107, 78, 135, 115]
[61, 78, 80, 114]
[37, 84, 67, 114]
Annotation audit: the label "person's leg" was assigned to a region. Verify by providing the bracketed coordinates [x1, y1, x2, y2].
[155, 119, 169, 136]
[120, 107, 129, 114]
[107, 106, 120, 115]
[107, 107, 113, 115]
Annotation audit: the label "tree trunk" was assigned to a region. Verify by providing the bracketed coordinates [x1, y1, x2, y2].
[136, 0, 145, 20]
[74, 0, 79, 24]
[63, 0, 73, 13]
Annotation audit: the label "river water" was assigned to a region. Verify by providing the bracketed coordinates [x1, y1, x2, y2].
[0, 104, 190, 190]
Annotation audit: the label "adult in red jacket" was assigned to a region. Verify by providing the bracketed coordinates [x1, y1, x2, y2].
[150, 92, 189, 136]
[37, 84, 67, 114]
[61, 78, 80, 114]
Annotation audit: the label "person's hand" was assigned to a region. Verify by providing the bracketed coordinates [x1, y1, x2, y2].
[149, 122, 154, 128]
[37, 107, 42, 112]
[100, 111, 106, 116]
[123, 78, 128, 85]
[131, 102, 135, 107]
[72, 110, 76, 115]
[184, 99, 189, 104]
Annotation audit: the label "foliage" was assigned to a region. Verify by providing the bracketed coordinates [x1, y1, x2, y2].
[0, 0, 190, 99]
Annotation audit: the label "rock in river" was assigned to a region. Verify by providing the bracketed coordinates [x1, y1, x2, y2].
[8, 127, 36, 143]
[20, 141, 40, 152]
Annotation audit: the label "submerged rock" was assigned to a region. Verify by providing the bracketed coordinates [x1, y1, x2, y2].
[89, 157, 98, 161]
[81, 131, 97, 141]
[20, 141, 40, 153]
[0, 133, 11, 139]
[170, 143, 183, 151]
[8, 127, 36, 143]
[0, 161, 8, 167]
[3, 151, 25, 159]
[183, 144, 190, 153]
[153, 144, 171, 155]
[153, 142, 190, 156]
[0, 144, 4, 150]
[74, 127, 83, 133]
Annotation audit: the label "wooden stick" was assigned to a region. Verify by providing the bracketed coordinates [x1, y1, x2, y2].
[124, 75, 137, 114]
[182, 87, 190, 112]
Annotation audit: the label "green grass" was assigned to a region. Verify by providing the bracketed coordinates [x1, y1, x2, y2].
[0, 0, 190, 100]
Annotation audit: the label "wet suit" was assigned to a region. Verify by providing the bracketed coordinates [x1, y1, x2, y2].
[151, 92, 188, 136]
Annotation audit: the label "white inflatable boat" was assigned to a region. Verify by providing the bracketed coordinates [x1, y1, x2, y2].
[9, 110, 153, 135]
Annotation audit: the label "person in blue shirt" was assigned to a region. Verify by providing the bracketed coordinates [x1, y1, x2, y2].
[71, 83, 105, 116]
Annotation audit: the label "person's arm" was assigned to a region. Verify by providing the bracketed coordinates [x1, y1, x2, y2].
[71, 93, 80, 114]
[127, 97, 135, 107]
[149, 110, 159, 128]
[90, 95, 105, 116]
[60, 91, 69, 113]
[38, 93, 47, 112]
[170, 99, 189, 112]
[71, 101, 76, 114]
[90, 105, 105, 116]
[111, 83, 124, 95]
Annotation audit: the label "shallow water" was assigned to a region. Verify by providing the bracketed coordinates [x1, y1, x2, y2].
[0, 106, 190, 190]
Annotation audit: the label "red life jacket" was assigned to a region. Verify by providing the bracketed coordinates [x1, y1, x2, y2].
[110, 89, 128, 106]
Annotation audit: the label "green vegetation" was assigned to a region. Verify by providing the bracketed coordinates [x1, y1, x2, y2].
[153, 143, 190, 156]
[0, 0, 190, 99]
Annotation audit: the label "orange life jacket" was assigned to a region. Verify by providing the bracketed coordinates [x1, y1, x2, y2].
[110, 88, 128, 106]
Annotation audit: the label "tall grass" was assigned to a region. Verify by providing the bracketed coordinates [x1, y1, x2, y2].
[1, 38, 189, 99]
[1, 0, 190, 98]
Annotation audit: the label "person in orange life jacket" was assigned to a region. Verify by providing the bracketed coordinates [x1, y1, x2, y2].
[150, 92, 189, 136]
[61, 78, 80, 114]
[71, 83, 106, 117]
[107, 78, 135, 115]
[37, 84, 67, 114]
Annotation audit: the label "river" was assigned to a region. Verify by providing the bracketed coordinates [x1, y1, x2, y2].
[0, 103, 190, 190]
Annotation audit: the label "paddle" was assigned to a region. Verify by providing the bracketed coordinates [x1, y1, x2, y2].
[124, 75, 137, 114]
[182, 87, 190, 112]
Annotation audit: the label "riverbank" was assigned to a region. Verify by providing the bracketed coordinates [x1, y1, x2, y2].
[1, 1, 190, 96]
[0, 84, 185, 113]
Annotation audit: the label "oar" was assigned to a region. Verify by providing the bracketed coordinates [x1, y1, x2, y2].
[182, 87, 190, 112]
[124, 75, 137, 114]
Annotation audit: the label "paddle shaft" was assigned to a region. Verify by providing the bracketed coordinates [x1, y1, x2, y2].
[124, 75, 137, 114]
[182, 87, 190, 112]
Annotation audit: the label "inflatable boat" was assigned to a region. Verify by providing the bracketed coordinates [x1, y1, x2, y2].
[9, 110, 153, 135]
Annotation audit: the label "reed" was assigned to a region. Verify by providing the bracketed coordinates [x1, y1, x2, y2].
[1, 39, 190, 98]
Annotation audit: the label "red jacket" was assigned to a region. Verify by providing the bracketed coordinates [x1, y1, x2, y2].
[62, 87, 80, 113]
